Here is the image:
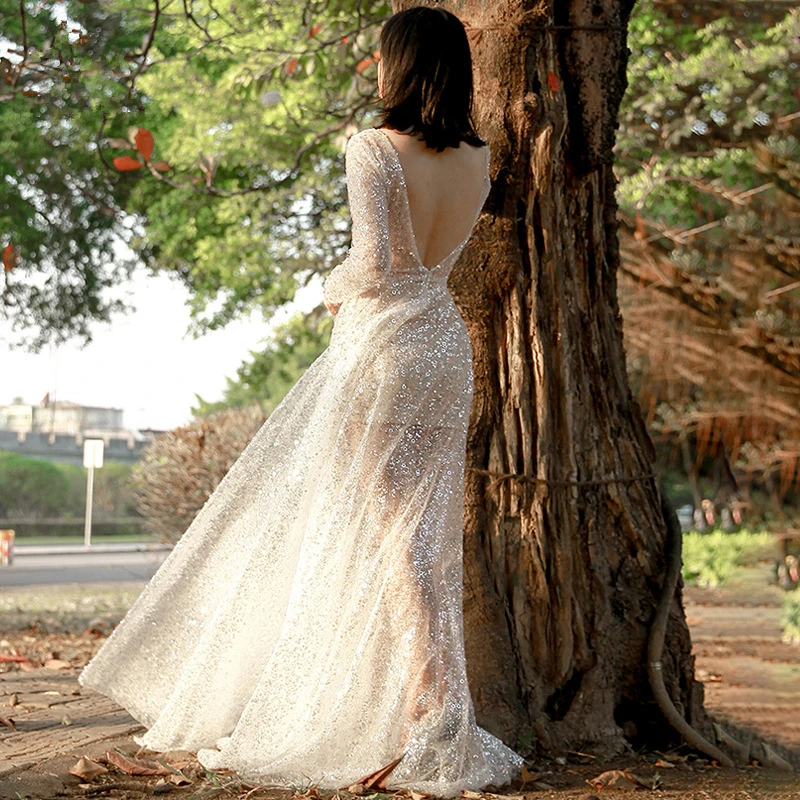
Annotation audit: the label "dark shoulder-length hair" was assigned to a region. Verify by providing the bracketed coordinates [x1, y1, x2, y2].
[377, 6, 485, 152]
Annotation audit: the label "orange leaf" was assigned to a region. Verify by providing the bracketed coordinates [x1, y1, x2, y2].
[113, 156, 142, 172]
[285, 57, 298, 75]
[341, 35, 350, 44]
[548, 71, 559, 92]
[106, 750, 160, 776]
[151, 161, 171, 172]
[309, 23, 323, 38]
[356, 56, 376, 74]
[3, 244, 17, 271]
[347, 755, 404, 792]
[134, 128, 154, 161]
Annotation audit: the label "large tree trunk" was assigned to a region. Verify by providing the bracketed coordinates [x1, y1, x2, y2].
[395, 0, 709, 755]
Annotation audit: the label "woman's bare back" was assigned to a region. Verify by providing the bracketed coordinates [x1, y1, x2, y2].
[378, 129, 490, 270]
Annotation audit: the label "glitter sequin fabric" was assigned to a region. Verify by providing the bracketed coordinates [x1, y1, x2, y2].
[78, 127, 524, 797]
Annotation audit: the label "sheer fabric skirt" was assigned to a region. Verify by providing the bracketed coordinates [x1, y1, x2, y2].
[78, 284, 524, 796]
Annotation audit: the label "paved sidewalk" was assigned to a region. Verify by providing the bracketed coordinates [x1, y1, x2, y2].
[0, 666, 144, 797]
[2, 665, 799, 800]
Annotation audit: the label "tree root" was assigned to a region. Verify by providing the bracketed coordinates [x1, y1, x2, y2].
[647, 491, 735, 767]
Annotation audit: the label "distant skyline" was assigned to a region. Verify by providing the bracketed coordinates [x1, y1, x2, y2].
[0, 272, 320, 431]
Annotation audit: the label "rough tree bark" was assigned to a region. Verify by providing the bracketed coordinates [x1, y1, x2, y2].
[393, 0, 709, 756]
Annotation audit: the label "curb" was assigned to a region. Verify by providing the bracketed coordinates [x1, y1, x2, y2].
[12, 543, 174, 556]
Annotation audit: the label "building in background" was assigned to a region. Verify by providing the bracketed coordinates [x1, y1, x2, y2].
[0, 395, 160, 465]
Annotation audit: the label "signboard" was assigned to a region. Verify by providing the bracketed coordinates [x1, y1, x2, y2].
[83, 439, 104, 469]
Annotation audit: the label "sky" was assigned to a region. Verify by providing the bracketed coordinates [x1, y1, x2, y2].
[0, 272, 321, 431]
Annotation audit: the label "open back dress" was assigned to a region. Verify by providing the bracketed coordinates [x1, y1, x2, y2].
[78, 127, 525, 797]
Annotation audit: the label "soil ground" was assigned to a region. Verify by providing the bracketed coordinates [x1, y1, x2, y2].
[1, 569, 798, 800]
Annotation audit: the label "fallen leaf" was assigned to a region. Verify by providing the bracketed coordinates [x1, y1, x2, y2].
[657, 752, 687, 764]
[461, 793, 483, 799]
[347, 783, 366, 795]
[587, 769, 650, 790]
[567, 750, 597, 760]
[167, 772, 192, 786]
[8, 693, 18, 706]
[69, 756, 108, 780]
[348, 754, 404, 792]
[654, 759, 675, 768]
[0, 654, 29, 662]
[0, 715, 15, 730]
[61, 713, 73, 726]
[548, 71, 559, 92]
[106, 749, 161, 775]
[44, 658, 72, 670]
[153, 777, 173, 794]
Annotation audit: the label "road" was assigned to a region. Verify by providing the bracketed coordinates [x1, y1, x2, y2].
[0, 546, 172, 587]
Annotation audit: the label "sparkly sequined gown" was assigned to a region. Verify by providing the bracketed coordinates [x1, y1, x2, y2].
[78, 127, 524, 796]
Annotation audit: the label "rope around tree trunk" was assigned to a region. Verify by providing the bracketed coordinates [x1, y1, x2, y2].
[470, 465, 737, 765]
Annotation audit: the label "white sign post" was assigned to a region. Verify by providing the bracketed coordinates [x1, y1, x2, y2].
[83, 439, 105, 548]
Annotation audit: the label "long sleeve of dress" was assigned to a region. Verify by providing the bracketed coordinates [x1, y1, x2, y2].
[322, 133, 391, 306]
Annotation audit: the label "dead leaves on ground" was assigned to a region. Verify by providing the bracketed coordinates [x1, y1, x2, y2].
[69, 756, 108, 780]
[587, 769, 658, 790]
[67, 749, 194, 792]
[347, 755, 404, 793]
[0, 630, 106, 673]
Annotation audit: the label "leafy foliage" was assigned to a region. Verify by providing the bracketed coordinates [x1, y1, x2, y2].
[121, 0, 388, 332]
[681, 528, 776, 587]
[0, 0, 154, 348]
[782, 587, 800, 644]
[2, 0, 387, 346]
[132, 404, 266, 542]
[193, 307, 332, 415]
[617, 0, 800, 497]
[0, 451, 137, 520]
[0, 451, 68, 516]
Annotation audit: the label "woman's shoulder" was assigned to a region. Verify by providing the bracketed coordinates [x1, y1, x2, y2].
[347, 127, 385, 149]
[344, 128, 386, 163]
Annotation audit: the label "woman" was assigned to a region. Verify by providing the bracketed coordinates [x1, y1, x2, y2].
[78, 6, 525, 796]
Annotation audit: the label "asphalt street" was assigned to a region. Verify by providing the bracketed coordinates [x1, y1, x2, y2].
[0, 547, 171, 587]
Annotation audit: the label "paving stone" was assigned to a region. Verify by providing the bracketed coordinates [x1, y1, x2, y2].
[0, 666, 143, 777]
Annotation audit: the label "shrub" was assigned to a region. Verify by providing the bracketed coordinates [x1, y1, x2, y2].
[0, 451, 69, 517]
[132, 404, 266, 543]
[681, 529, 777, 587]
[782, 589, 800, 645]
